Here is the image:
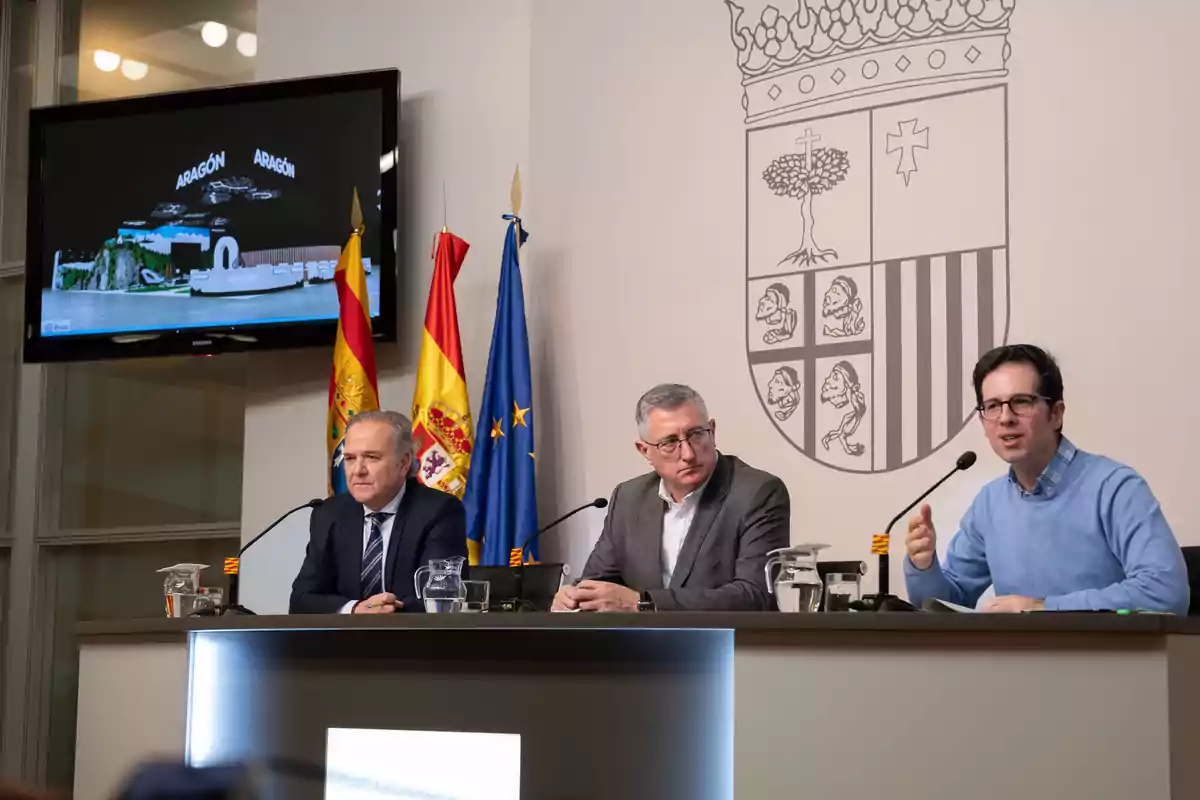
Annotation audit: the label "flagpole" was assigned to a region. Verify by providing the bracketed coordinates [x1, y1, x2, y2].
[510, 165, 522, 261]
[350, 185, 364, 236]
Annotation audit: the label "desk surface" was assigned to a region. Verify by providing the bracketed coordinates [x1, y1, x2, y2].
[78, 610, 1200, 639]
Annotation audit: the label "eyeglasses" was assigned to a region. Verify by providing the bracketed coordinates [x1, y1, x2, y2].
[977, 394, 1052, 421]
[643, 427, 713, 457]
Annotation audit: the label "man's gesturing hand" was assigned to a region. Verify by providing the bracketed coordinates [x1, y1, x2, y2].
[906, 503, 937, 571]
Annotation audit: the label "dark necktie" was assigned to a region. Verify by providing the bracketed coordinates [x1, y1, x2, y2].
[360, 512, 393, 599]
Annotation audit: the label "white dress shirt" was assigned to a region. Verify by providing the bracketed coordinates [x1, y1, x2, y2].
[339, 484, 406, 613]
[658, 478, 707, 588]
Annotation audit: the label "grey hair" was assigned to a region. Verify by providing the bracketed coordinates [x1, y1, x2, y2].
[345, 410, 418, 476]
[635, 383, 709, 438]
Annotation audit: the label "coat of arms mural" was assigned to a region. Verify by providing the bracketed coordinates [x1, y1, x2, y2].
[731, 0, 1015, 473]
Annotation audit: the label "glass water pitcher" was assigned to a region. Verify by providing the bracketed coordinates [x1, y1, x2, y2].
[413, 556, 466, 613]
[764, 544, 828, 612]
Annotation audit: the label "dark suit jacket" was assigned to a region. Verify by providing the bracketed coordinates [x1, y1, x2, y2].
[289, 479, 467, 614]
[580, 453, 789, 610]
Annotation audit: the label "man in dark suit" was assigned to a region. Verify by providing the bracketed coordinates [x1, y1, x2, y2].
[290, 410, 467, 614]
[553, 384, 790, 612]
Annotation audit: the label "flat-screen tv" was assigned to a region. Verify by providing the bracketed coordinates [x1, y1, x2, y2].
[22, 69, 398, 362]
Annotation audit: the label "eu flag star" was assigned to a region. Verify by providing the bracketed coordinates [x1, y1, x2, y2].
[512, 402, 531, 428]
[491, 418, 505, 439]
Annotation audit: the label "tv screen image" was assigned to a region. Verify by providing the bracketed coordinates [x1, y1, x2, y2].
[23, 69, 398, 362]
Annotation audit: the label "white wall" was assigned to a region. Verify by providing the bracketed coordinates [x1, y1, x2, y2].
[243, 0, 1200, 611]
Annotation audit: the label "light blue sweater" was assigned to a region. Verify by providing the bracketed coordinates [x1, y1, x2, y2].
[905, 438, 1190, 615]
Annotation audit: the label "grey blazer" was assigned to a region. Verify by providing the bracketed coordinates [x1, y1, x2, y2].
[579, 453, 789, 610]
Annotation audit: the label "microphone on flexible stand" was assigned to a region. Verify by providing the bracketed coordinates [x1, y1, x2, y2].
[198, 498, 325, 616]
[510, 497, 609, 566]
[855, 451, 977, 612]
[468, 498, 608, 612]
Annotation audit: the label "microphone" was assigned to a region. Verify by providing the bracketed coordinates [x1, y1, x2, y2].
[513, 498, 608, 564]
[860, 451, 976, 612]
[210, 498, 324, 616]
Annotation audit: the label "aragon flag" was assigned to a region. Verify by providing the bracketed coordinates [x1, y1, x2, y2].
[326, 188, 380, 495]
[412, 229, 474, 499]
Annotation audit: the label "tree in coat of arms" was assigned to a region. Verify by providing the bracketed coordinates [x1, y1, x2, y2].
[762, 134, 849, 267]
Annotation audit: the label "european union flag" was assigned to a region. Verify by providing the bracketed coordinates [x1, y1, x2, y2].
[463, 215, 538, 565]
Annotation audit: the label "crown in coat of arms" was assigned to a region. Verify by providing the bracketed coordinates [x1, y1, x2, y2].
[726, 0, 1015, 122]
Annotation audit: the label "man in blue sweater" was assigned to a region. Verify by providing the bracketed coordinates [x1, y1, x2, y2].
[905, 344, 1189, 614]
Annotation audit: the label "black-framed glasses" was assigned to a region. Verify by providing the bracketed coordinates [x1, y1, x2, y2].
[977, 394, 1052, 421]
[643, 427, 713, 456]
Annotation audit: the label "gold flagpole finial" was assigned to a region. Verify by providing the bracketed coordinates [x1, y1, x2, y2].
[510, 165, 522, 217]
[350, 186, 364, 234]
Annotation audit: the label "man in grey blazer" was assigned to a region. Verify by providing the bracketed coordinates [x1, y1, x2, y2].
[552, 384, 790, 612]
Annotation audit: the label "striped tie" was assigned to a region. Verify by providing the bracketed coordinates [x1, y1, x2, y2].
[360, 512, 392, 599]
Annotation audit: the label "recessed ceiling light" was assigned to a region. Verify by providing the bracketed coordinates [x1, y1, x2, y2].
[120, 59, 149, 80]
[236, 31, 258, 58]
[200, 21, 228, 48]
[93, 49, 121, 72]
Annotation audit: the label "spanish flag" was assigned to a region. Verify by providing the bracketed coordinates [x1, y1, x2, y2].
[327, 188, 380, 495]
[412, 229, 474, 500]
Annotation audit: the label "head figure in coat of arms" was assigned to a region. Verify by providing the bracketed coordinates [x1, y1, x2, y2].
[820, 360, 866, 456]
[766, 365, 801, 421]
[755, 282, 798, 344]
[822, 275, 866, 338]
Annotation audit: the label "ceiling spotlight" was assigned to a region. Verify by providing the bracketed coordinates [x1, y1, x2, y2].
[235, 31, 258, 57]
[120, 59, 149, 80]
[93, 49, 121, 72]
[200, 21, 228, 48]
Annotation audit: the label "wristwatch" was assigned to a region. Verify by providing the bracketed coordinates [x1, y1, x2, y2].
[636, 591, 656, 612]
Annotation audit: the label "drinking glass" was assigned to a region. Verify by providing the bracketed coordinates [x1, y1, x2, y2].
[823, 572, 861, 612]
[166, 593, 200, 618]
[462, 580, 490, 613]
